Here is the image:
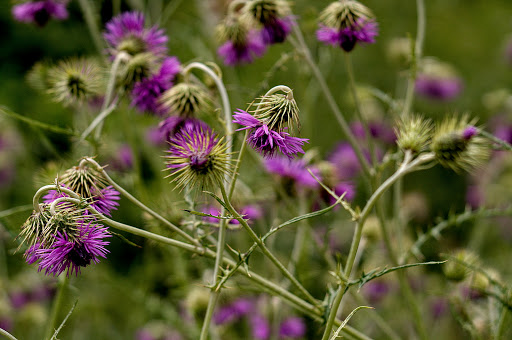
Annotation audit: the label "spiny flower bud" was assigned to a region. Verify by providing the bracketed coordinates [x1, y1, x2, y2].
[47, 58, 102, 105]
[164, 124, 232, 190]
[252, 91, 300, 133]
[431, 115, 490, 172]
[26, 61, 52, 92]
[117, 52, 158, 90]
[395, 115, 433, 154]
[386, 37, 412, 67]
[159, 82, 212, 117]
[59, 162, 109, 199]
[443, 249, 479, 282]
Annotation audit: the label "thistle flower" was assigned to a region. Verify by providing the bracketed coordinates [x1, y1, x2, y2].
[217, 15, 267, 66]
[327, 142, 362, 180]
[243, 0, 294, 44]
[104, 11, 168, 59]
[157, 117, 209, 144]
[117, 52, 159, 90]
[213, 298, 253, 325]
[250, 314, 271, 340]
[164, 125, 231, 190]
[395, 115, 433, 154]
[431, 115, 490, 172]
[47, 58, 102, 105]
[33, 222, 111, 277]
[317, 0, 378, 52]
[252, 92, 300, 133]
[415, 58, 463, 101]
[59, 163, 109, 199]
[233, 109, 308, 159]
[12, 0, 68, 27]
[159, 82, 212, 117]
[264, 156, 319, 189]
[279, 317, 306, 339]
[131, 56, 181, 115]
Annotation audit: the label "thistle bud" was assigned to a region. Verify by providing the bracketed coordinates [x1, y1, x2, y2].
[443, 249, 478, 282]
[431, 115, 490, 172]
[47, 58, 102, 105]
[26, 61, 52, 92]
[252, 91, 300, 133]
[395, 115, 433, 154]
[243, 0, 294, 44]
[117, 52, 158, 90]
[386, 37, 412, 67]
[159, 82, 212, 117]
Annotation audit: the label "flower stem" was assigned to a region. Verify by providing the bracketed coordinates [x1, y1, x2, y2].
[320, 152, 435, 339]
[218, 182, 319, 308]
[344, 53, 377, 165]
[290, 23, 372, 178]
[44, 275, 68, 340]
[495, 305, 509, 340]
[0, 328, 17, 340]
[77, 0, 104, 58]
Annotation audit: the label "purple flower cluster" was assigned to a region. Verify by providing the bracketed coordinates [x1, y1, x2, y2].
[12, 0, 68, 26]
[131, 57, 181, 115]
[104, 11, 168, 59]
[26, 222, 111, 277]
[233, 109, 308, 159]
[317, 19, 378, 52]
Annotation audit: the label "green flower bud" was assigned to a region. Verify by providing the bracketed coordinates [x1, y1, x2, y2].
[160, 82, 212, 118]
[395, 115, 433, 154]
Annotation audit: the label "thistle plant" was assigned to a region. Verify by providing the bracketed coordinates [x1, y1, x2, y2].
[5, 1, 512, 340]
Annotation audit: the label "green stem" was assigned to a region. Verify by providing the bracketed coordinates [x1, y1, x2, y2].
[495, 305, 509, 340]
[480, 129, 512, 151]
[44, 276, 68, 340]
[290, 24, 372, 178]
[218, 183, 319, 308]
[403, 0, 426, 116]
[344, 53, 377, 165]
[321, 152, 435, 339]
[77, 0, 104, 57]
[79, 100, 117, 141]
[0, 328, 17, 340]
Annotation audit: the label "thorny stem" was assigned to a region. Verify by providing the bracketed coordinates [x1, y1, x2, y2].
[77, 0, 104, 58]
[217, 182, 320, 308]
[44, 275, 68, 340]
[344, 53, 377, 165]
[290, 23, 372, 178]
[79, 158, 200, 246]
[320, 152, 435, 340]
[44, 196, 370, 340]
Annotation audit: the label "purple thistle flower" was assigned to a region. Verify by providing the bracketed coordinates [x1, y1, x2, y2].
[156, 117, 209, 145]
[25, 243, 41, 264]
[351, 121, 396, 144]
[218, 31, 267, 66]
[415, 74, 463, 101]
[316, 19, 378, 52]
[34, 222, 111, 277]
[328, 142, 362, 180]
[250, 314, 271, 340]
[104, 11, 168, 58]
[261, 16, 294, 45]
[265, 156, 319, 188]
[279, 317, 306, 339]
[363, 280, 391, 304]
[233, 109, 308, 159]
[8, 291, 30, 309]
[131, 57, 181, 115]
[12, 0, 68, 27]
[213, 298, 253, 324]
[462, 125, 478, 140]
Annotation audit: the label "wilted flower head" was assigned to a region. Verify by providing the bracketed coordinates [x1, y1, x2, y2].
[415, 58, 463, 101]
[217, 15, 267, 66]
[160, 82, 212, 117]
[243, 0, 294, 44]
[431, 115, 490, 172]
[395, 115, 433, 154]
[233, 109, 308, 159]
[31, 221, 111, 277]
[317, 0, 378, 52]
[252, 91, 301, 133]
[164, 125, 231, 190]
[47, 58, 102, 105]
[12, 0, 68, 26]
[131, 56, 181, 115]
[104, 11, 168, 59]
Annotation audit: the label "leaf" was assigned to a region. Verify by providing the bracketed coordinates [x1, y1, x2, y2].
[110, 231, 142, 248]
[330, 306, 374, 340]
[0, 106, 76, 136]
[183, 209, 234, 220]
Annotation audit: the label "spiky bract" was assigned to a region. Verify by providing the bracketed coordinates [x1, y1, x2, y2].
[319, 0, 373, 29]
[159, 82, 212, 117]
[252, 93, 300, 133]
[395, 115, 433, 154]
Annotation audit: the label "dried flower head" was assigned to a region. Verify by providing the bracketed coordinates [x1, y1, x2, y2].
[47, 58, 102, 105]
[159, 82, 212, 117]
[164, 125, 231, 190]
[395, 115, 433, 154]
[233, 109, 308, 159]
[243, 0, 294, 44]
[431, 115, 490, 172]
[252, 91, 300, 133]
[317, 0, 378, 52]
[12, 0, 68, 27]
[104, 11, 168, 59]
